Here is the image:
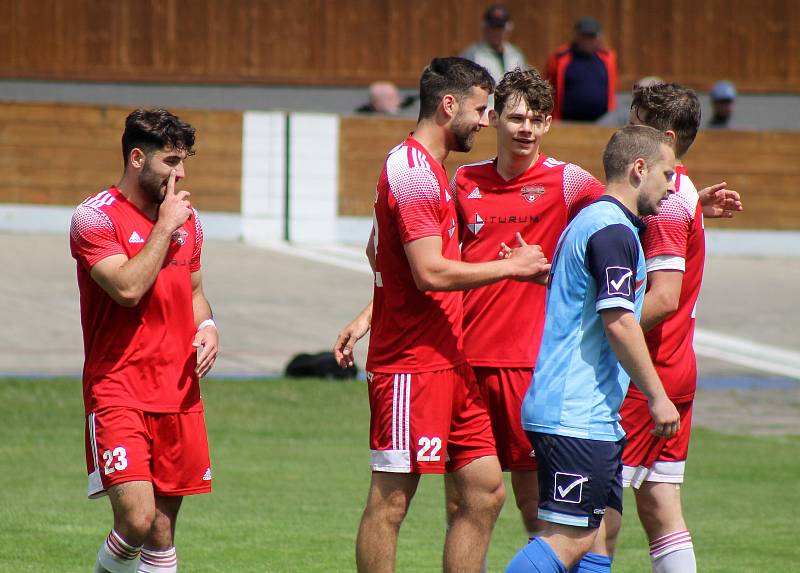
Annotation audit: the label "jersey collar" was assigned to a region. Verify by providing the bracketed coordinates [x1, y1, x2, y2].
[595, 195, 647, 233]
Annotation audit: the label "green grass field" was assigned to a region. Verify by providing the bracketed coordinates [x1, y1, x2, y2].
[1, 377, 798, 572]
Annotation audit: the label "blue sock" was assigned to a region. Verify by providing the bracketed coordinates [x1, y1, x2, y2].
[568, 552, 612, 573]
[506, 537, 568, 573]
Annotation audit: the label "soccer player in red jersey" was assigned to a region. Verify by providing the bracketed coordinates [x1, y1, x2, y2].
[449, 68, 604, 540]
[579, 84, 743, 573]
[70, 109, 219, 573]
[334, 57, 550, 573]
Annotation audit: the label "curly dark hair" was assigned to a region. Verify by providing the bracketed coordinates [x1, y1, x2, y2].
[121, 108, 196, 167]
[418, 57, 495, 121]
[631, 83, 700, 158]
[494, 67, 553, 116]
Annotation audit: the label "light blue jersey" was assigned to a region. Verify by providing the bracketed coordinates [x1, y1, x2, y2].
[522, 196, 647, 441]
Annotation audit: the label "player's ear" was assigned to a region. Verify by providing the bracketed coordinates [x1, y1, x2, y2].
[441, 94, 458, 120]
[664, 129, 678, 146]
[129, 148, 146, 170]
[488, 109, 498, 127]
[543, 115, 553, 133]
[631, 158, 646, 187]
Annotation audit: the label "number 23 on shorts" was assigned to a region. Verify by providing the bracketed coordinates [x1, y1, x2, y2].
[102, 446, 128, 475]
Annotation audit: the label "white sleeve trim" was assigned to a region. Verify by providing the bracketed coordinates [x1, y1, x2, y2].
[646, 254, 685, 272]
[596, 298, 635, 313]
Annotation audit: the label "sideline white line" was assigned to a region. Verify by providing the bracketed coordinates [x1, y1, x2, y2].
[257, 241, 800, 381]
[694, 329, 800, 381]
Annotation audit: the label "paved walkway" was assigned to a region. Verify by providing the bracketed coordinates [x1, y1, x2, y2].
[2, 232, 798, 433]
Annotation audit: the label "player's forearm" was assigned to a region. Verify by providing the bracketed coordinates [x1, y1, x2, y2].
[357, 300, 373, 326]
[414, 258, 516, 291]
[640, 271, 681, 332]
[641, 292, 677, 332]
[193, 294, 213, 327]
[603, 310, 668, 402]
[108, 225, 174, 306]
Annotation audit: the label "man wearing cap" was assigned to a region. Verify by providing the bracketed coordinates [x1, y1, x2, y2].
[546, 16, 617, 122]
[708, 80, 737, 128]
[461, 4, 529, 83]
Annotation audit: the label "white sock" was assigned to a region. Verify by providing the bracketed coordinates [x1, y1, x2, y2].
[138, 547, 178, 573]
[650, 530, 696, 573]
[95, 530, 142, 573]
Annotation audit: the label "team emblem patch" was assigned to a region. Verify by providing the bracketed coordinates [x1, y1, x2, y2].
[171, 229, 188, 246]
[606, 266, 633, 296]
[521, 185, 545, 203]
[554, 472, 588, 504]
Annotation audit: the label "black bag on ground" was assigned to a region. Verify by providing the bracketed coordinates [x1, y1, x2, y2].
[284, 351, 358, 380]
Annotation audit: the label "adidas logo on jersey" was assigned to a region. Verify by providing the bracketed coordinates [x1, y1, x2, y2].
[202, 467, 213, 481]
[467, 187, 482, 199]
[128, 231, 144, 244]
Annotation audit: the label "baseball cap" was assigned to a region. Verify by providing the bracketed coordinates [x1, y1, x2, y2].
[484, 4, 510, 28]
[575, 16, 602, 37]
[710, 80, 737, 102]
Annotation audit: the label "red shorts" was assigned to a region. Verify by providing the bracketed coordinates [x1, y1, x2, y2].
[473, 366, 537, 471]
[85, 407, 212, 498]
[367, 363, 496, 474]
[620, 396, 693, 487]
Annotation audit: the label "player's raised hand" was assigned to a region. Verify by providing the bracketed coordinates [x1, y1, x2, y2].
[648, 395, 680, 438]
[698, 181, 743, 219]
[334, 303, 372, 368]
[158, 169, 193, 231]
[505, 233, 551, 281]
[193, 322, 219, 379]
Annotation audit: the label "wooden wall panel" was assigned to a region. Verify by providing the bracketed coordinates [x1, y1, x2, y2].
[339, 116, 800, 229]
[0, 102, 242, 212]
[0, 0, 797, 92]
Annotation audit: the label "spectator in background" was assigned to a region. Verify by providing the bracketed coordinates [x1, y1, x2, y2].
[546, 16, 617, 121]
[461, 4, 528, 83]
[708, 80, 737, 128]
[355, 81, 417, 115]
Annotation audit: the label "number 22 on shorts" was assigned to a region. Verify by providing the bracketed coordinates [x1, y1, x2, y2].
[102, 446, 128, 475]
[417, 436, 442, 462]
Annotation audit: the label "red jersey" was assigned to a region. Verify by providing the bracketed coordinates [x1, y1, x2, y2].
[630, 165, 705, 403]
[454, 154, 604, 367]
[366, 136, 465, 373]
[70, 187, 203, 415]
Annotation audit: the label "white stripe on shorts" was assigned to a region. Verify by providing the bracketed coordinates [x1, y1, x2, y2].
[87, 413, 105, 498]
[392, 374, 411, 452]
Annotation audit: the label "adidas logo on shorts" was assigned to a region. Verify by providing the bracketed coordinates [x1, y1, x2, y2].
[467, 187, 482, 199]
[202, 467, 213, 481]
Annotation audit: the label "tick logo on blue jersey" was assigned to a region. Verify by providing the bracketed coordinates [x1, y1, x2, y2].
[554, 472, 588, 504]
[605, 266, 633, 296]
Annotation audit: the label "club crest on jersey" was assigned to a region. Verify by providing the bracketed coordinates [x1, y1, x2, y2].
[171, 229, 188, 246]
[520, 185, 545, 203]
